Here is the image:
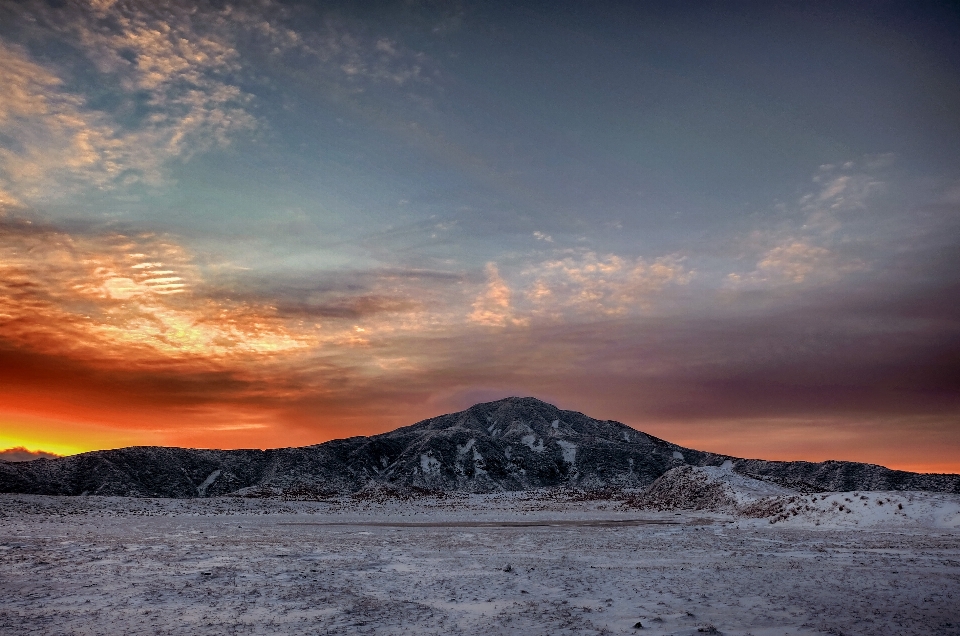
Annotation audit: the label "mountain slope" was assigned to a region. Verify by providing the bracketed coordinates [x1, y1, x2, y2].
[2, 397, 958, 497]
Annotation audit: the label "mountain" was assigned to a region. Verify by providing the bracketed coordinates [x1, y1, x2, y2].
[2, 397, 959, 497]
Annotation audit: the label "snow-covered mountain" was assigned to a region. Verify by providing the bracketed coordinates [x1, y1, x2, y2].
[2, 397, 958, 497]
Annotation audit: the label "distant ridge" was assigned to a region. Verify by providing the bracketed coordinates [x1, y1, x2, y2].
[2, 397, 958, 497]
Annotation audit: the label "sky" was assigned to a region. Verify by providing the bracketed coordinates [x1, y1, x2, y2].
[1, 0, 959, 472]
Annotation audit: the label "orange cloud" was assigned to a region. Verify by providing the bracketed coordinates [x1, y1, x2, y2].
[2, 218, 955, 473]
[0, 220, 311, 369]
[0, 218, 469, 449]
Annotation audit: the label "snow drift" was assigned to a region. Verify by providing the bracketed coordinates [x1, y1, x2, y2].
[629, 463, 960, 529]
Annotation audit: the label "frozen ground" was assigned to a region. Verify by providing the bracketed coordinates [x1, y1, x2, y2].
[1, 491, 959, 635]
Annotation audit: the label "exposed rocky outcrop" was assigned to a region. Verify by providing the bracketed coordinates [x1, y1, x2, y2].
[2, 397, 959, 497]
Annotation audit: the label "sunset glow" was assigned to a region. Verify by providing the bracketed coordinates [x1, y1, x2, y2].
[1, 1, 958, 471]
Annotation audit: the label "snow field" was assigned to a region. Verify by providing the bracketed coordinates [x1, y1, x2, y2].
[740, 491, 960, 530]
[1, 493, 959, 635]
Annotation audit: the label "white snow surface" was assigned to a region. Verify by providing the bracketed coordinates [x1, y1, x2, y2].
[2, 490, 958, 635]
[695, 465, 796, 503]
[420, 454, 441, 475]
[742, 490, 960, 530]
[556, 440, 577, 464]
[471, 446, 487, 476]
[196, 470, 221, 497]
[520, 434, 544, 453]
[642, 466, 960, 531]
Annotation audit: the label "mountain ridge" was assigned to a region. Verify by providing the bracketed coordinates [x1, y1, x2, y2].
[2, 397, 958, 497]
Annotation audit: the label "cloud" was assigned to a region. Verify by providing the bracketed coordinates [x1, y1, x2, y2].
[0, 216, 700, 429]
[0, 0, 442, 206]
[0, 447, 60, 462]
[522, 251, 692, 317]
[468, 262, 517, 327]
[726, 162, 886, 289]
[224, 1, 435, 88]
[275, 295, 424, 320]
[0, 1, 258, 203]
[755, 241, 830, 283]
[0, 42, 131, 201]
[817, 175, 851, 202]
[0, 219, 311, 368]
[728, 239, 857, 287]
[404, 267, 960, 426]
[0, 187, 23, 214]
[464, 252, 691, 327]
[66, 0, 257, 159]
[1, 216, 957, 467]
[1, 162, 956, 465]
[804, 162, 888, 231]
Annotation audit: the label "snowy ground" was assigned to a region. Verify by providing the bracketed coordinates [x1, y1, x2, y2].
[1, 491, 959, 635]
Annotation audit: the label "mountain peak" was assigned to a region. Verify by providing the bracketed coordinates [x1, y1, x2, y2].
[3, 401, 959, 498]
[461, 396, 565, 418]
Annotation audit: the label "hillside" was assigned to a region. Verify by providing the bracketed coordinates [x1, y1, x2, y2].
[2, 397, 958, 497]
